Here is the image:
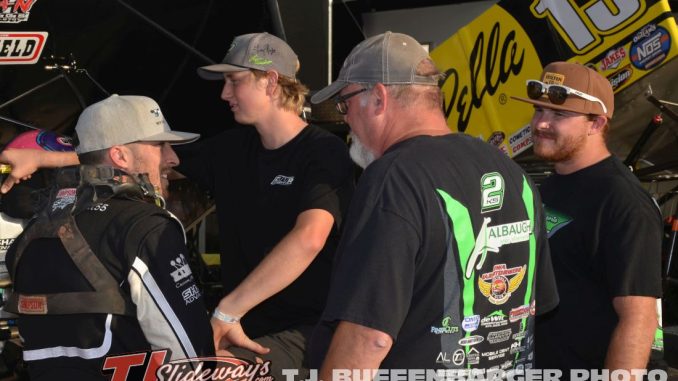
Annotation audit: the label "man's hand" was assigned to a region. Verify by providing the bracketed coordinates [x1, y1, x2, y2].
[0, 149, 42, 193]
[210, 318, 270, 356]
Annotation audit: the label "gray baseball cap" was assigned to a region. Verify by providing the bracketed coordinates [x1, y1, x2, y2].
[198, 32, 299, 80]
[311, 31, 439, 104]
[75, 95, 200, 154]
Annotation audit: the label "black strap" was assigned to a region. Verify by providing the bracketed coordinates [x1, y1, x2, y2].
[5, 212, 136, 316]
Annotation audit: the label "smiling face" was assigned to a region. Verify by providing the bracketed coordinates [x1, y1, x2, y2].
[125, 141, 179, 197]
[530, 106, 593, 163]
[220, 70, 270, 125]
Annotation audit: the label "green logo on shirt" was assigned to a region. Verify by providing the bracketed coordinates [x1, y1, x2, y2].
[544, 206, 573, 238]
[481, 172, 505, 213]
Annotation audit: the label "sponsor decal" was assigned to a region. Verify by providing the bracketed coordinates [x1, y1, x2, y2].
[481, 310, 508, 328]
[630, 24, 670, 71]
[543, 72, 565, 85]
[0, 31, 47, 64]
[599, 47, 627, 71]
[509, 304, 531, 322]
[0, 237, 15, 252]
[436, 351, 451, 364]
[607, 65, 633, 91]
[464, 217, 531, 279]
[481, 347, 510, 361]
[249, 54, 273, 66]
[544, 206, 573, 238]
[18, 295, 47, 314]
[487, 131, 505, 147]
[478, 264, 526, 305]
[169, 253, 193, 284]
[52, 187, 76, 211]
[467, 348, 480, 365]
[510, 342, 526, 355]
[513, 330, 527, 341]
[462, 315, 480, 332]
[0, 0, 37, 23]
[458, 335, 484, 346]
[452, 349, 466, 366]
[102, 351, 273, 381]
[509, 124, 532, 156]
[487, 328, 512, 344]
[480, 172, 504, 213]
[270, 175, 294, 186]
[501, 360, 514, 370]
[431, 316, 459, 335]
[181, 284, 201, 305]
[87, 203, 109, 212]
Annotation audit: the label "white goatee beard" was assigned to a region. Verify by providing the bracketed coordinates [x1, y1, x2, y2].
[349, 132, 376, 169]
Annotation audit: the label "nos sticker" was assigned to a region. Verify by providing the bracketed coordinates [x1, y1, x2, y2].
[630, 25, 670, 71]
[0, 31, 48, 64]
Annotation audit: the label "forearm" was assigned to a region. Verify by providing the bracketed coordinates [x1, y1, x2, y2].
[605, 296, 658, 374]
[39, 151, 80, 167]
[217, 209, 333, 316]
[320, 321, 392, 381]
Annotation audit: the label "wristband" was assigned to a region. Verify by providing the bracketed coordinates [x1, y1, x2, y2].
[212, 309, 240, 324]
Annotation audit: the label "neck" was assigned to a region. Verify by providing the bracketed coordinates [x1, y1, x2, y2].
[379, 108, 450, 154]
[255, 108, 307, 149]
[554, 139, 611, 175]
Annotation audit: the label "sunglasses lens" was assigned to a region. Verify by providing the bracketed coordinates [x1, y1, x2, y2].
[526, 81, 544, 100]
[547, 86, 568, 105]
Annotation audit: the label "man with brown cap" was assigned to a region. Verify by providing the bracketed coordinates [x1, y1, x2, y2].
[513, 62, 662, 375]
[309, 32, 558, 377]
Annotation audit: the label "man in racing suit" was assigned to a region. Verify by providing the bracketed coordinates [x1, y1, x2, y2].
[5, 94, 213, 380]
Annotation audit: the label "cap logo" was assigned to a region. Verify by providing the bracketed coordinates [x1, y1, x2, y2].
[150, 108, 161, 117]
[249, 54, 273, 65]
[543, 72, 564, 85]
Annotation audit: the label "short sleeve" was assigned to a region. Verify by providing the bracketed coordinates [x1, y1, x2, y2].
[298, 136, 354, 227]
[602, 190, 662, 298]
[322, 200, 419, 339]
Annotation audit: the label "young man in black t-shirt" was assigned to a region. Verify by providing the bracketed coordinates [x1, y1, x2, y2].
[513, 62, 662, 377]
[309, 32, 558, 377]
[179, 32, 354, 379]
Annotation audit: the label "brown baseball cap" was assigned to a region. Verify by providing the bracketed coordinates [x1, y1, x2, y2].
[512, 61, 614, 119]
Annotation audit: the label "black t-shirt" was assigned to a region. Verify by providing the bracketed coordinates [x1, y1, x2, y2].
[310, 134, 558, 370]
[535, 156, 662, 371]
[7, 193, 214, 380]
[177, 125, 354, 337]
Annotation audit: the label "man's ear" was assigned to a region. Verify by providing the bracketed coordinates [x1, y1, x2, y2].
[108, 145, 133, 170]
[266, 71, 279, 96]
[589, 115, 608, 136]
[372, 83, 388, 115]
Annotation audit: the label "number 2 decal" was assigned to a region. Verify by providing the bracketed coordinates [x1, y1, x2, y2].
[481, 172, 504, 213]
[531, 0, 645, 54]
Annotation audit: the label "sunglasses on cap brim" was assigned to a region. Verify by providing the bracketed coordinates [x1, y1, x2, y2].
[526, 80, 607, 115]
